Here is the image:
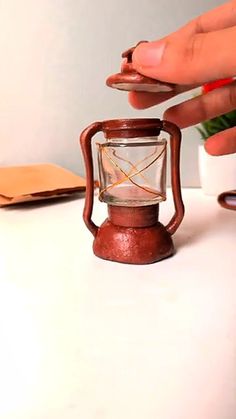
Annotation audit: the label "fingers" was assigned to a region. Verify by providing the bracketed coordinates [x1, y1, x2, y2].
[129, 91, 176, 109]
[132, 26, 236, 85]
[128, 84, 198, 109]
[205, 127, 236, 155]
[182, 0, 236, 35]
[164, 82, 236, 128]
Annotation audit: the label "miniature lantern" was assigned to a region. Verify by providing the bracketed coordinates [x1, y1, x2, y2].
[80, 43, 184, 264]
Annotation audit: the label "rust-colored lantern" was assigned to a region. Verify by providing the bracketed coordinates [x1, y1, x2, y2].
[80, 42, 184, 264]
[80, 118, 184, 264]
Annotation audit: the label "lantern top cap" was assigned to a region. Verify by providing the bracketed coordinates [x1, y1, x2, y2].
[106, 41, 175, 93]
[101, 118, 163, 139]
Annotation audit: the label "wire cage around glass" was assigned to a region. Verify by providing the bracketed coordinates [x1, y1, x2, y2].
[97, 137, 167, 207]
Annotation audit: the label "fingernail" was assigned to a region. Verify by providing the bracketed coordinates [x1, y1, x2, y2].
[133, 41, 166, 70]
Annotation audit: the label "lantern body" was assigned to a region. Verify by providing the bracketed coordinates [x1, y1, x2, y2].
[80, 119, 184, 264]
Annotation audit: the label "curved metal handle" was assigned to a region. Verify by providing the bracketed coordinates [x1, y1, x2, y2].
[162, 120, 185, 235]
[80, 122, 102, 237]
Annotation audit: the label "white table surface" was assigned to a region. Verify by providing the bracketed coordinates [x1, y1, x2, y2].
[0, 188, 235, 419]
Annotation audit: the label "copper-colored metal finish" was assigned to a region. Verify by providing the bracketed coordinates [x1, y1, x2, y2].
[93, 218, 174, 265]
[106, 41, 175, 93]
[80, 121, 102, 237]
[106, 72, 174, 93]
[218, 190, 236, 211]
[80, 118, 184, 264]
[162, 120, 185, 235]
[102, 118, 162, 139]
[108, 204, 159, 228]
[98, 205, 174, 264]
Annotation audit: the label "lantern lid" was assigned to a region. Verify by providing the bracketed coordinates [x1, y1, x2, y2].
[102, 118, 163, 139]
[106, 41, 175, 93]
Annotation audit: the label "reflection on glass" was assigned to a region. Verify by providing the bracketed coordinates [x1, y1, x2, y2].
[97, 137, 167, 206]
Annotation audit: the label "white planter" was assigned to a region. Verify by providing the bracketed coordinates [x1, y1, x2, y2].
[198, 145, 236, 196]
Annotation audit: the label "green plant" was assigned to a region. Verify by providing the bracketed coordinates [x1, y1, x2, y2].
[197, 110, 236, 141]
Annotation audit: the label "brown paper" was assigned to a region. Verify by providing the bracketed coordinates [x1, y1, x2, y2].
[0, 163, 86, 206]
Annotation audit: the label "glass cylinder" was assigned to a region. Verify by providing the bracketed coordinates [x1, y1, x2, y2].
[97, 137, 167, 206]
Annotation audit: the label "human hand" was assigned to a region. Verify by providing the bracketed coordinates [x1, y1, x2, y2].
[129, 1, 236, 155]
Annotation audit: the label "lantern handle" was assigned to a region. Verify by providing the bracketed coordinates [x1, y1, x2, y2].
[80, 122, 103, 237]
[161, 120, 185, 236]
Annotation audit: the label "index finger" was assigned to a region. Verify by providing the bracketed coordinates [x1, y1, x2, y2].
[180, 0, 236, 35]
[129, 84, 198, 109]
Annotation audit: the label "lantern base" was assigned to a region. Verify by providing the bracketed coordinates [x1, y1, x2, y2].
[93, 219, 174, 265]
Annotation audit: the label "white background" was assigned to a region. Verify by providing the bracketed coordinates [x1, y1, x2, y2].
[0, 189, 235, 419]
[0, 0, 224, 186]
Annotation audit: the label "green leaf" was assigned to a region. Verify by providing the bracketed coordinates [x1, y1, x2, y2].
[197, 108, 236, 139]
[196, 126, 208, 140]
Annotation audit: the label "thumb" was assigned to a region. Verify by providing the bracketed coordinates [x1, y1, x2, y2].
[132, 28, 236, 85]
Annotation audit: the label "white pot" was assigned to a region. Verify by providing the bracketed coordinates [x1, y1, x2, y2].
[198, 144, 236, 196]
